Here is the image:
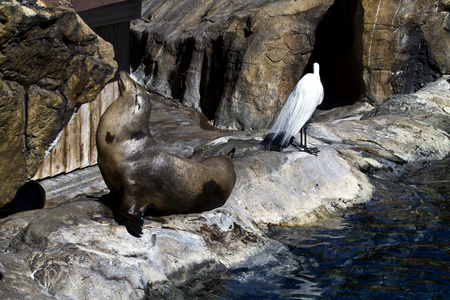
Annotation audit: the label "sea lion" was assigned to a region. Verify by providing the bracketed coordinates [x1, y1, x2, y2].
[96, 72, 236, 237]
[0, 180, 46, 219]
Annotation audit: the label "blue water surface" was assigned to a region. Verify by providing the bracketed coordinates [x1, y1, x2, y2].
[218, 179, 450, 299]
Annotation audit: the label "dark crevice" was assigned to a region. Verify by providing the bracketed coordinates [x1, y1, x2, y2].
[38, 18, 57, 31]
[169, 38, 196, 103]
[244, 17, 252, 38]
[307, 0, 364, 110]
[199, 36, 227, 120]
[129, 28, 150, 74]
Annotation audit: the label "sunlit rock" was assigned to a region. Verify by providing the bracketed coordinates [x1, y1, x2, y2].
[0, 0, 117, 206]
[131, 0, 334, 130]
[131, 0, 449, 127]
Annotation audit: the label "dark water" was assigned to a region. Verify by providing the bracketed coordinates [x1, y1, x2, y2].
[216, 160, 450, 299]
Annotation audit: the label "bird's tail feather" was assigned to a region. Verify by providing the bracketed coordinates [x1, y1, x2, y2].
[260, 132, 292, 151]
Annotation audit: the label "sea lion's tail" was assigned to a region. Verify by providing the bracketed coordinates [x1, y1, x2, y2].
[225, 148, 236, 159]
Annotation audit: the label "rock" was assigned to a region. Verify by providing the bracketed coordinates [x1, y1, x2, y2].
[0, 76, 448, 298]
[309, 77, 450, 177]
[0, 0, 117, 207]
[192, 76, 450, 225]
[0, 195, 294, 299]
[363, 76, 450, 133]
[359, 0, 450, 104]
[131, 0, 449, 126]
[309, 115, 450, 175]
[192, 133, 373, 227]
[231, 147, 373, 227]
[311, 0, 450, 105]
[131, 0, 334, 130]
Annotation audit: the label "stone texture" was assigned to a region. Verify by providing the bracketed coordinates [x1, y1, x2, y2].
[230, 147, 373, 227]
[0, 76, 448, 298]
[308, 76, 450, 177]
[363, 75, 450, 133]
[0, 195, 293, 299]
[359, 0, 450, 104]
[131, 0, 449, 127]
[131, 0, 334, 130]
[0, 0, 117, 207]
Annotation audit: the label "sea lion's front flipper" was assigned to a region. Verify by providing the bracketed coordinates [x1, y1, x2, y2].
[114, 192, 145, 238]
[114, 210, 144, 237]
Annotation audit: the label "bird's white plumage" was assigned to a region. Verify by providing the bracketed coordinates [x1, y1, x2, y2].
[267, 63, 324, 147]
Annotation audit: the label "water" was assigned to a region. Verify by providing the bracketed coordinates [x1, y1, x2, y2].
[216, 160, 450, 299]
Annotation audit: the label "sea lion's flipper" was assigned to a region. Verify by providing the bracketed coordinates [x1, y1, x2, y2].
[114, 212, 144, 238]
[114, 191, 146, 238]
[101, 192, 144, 237]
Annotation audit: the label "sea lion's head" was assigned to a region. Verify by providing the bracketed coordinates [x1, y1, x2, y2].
[97, 72, 153, 149]
[117, 71, 151, 117]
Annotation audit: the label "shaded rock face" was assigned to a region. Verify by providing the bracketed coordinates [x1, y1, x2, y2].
[359, 0, 449, 105]
[131, 0, 449, 127]
[0, 0, 117, 206]
[130, 0, 334, 130]
[309, 0, 449, 107]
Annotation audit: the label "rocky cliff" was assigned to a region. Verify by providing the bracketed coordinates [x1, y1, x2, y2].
[0, 0, 117, 206]
[359, 0, 450, 104]
[131, 0, 449, 129]
[131, 0, 335, 130]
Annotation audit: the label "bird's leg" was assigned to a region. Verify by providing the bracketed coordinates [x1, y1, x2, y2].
[301, 127, 306, 148]
[290, 127, 319, 155]
[302, 127, 320, 155]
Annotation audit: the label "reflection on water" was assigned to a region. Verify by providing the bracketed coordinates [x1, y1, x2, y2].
[217, 159, 450, 299]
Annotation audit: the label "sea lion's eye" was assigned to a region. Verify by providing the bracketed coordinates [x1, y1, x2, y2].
[133, 89, 141, 109]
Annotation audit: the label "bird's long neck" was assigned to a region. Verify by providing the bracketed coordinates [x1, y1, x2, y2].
[313, 63, 320, 75]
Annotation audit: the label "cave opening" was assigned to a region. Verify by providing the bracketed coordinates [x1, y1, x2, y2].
[199, 36, 228, 121]
[306, 0, 365, 110]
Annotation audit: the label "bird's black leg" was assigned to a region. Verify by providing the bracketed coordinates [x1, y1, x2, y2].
[302, 127, 319, 155]
[301, 127, 306, 148]
[290, 127, 319, 155]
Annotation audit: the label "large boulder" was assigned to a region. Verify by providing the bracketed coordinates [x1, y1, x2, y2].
[131, 0, 449, 127]
[0, 194, 294, 299]
[362, 76, 450, 133]
[0, 0, 117, 207]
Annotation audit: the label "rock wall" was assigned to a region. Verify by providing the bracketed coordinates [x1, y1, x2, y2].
[131, 0, 334, 130]
[359, 0, 450, 104]
[130, 0, 449, 127]
[0, 0, 117, 207]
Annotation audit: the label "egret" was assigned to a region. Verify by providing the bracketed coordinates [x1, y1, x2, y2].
[260, 62, 324, 155]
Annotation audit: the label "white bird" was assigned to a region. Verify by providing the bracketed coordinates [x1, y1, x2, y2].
[260, 62, 324, 154]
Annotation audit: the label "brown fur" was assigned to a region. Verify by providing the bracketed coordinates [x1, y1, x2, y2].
[96, 72, 236, 237]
